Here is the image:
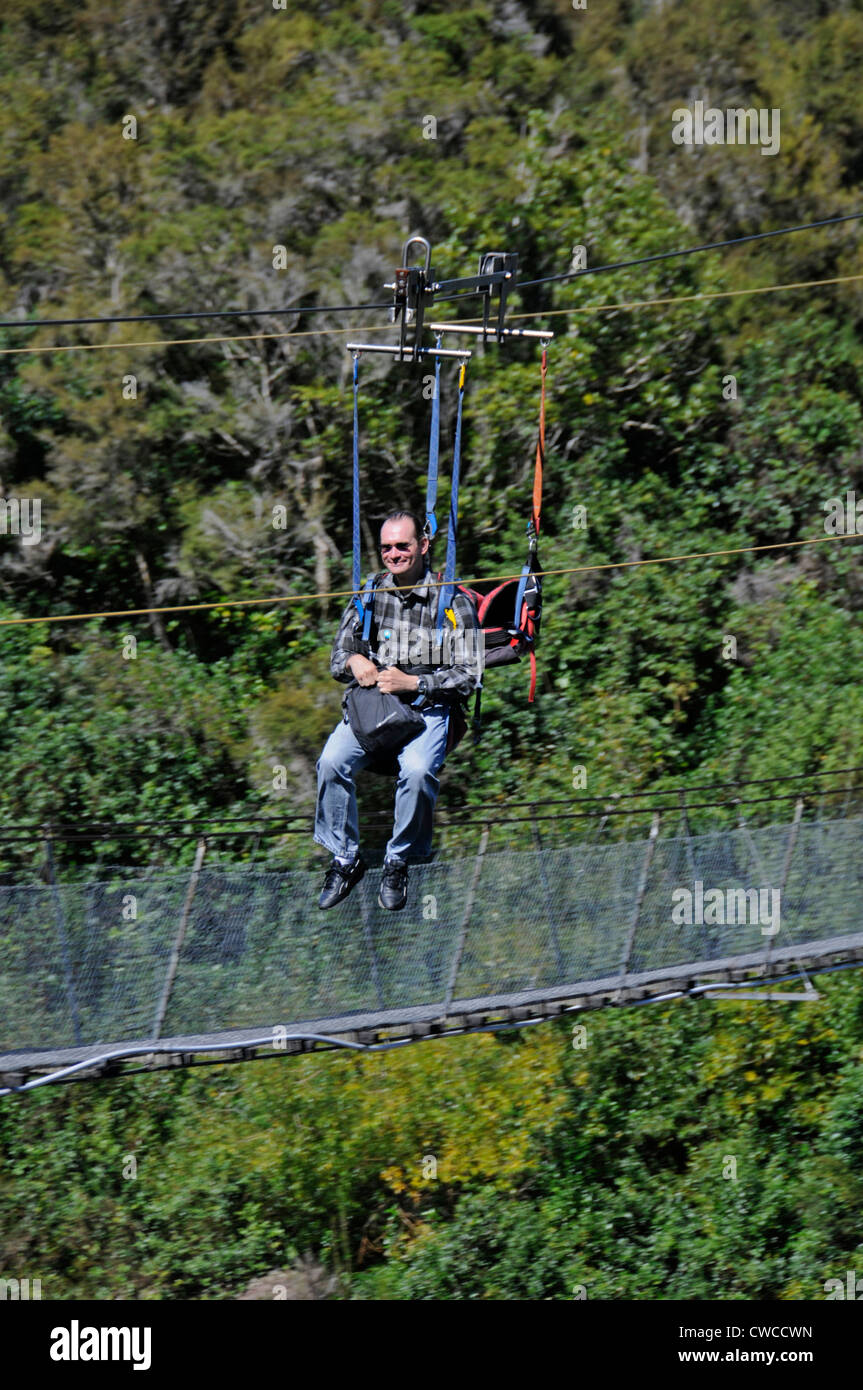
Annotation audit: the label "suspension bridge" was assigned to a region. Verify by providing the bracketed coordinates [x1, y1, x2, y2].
[1, 769, 861, 1096]
[2, 219, 863, 1098]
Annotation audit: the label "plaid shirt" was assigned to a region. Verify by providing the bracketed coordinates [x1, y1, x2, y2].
[330, 568, 483, 702]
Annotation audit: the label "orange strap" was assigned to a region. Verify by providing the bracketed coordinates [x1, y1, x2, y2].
[532, 347, 546, 536]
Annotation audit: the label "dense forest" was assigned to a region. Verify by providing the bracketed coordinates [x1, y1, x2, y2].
[2, 0, 863, 1299]
[2, 0, 863, 865]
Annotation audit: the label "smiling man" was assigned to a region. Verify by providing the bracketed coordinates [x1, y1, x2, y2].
[314, 510, 481, 911]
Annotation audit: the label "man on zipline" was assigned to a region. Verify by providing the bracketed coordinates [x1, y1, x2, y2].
[315, 510, 481, 911]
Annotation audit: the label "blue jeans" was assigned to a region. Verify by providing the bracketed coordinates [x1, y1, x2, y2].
[314, 704, 451, 863]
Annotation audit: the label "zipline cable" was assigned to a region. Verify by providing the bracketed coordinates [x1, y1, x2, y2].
[2, 210, 859, 335]
[3, 270, 862, 359]
[518, 210, 863, 290]
[0, 320, 398, 357]
[0, 300, 393, 331]
[452, 272, 863, 330]
[1, 530, 860, 628]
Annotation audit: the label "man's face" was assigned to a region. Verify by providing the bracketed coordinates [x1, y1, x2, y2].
[379, 517, 429, 585]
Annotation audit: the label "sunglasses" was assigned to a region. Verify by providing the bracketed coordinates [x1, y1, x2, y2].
[380, 542, 415, 553]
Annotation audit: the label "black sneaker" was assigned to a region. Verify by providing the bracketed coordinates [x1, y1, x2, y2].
[318, 855, 365, 910]
[378, 857, 408, 911]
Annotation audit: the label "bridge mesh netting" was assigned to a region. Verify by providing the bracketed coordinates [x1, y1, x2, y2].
[1, 811, 862, 1077]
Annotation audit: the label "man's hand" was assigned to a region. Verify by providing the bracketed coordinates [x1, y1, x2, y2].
[347, 654, 380, 687]
[376, 666, 420, 695]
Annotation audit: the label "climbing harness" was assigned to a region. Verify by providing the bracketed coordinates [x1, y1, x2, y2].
[346, 235, 552, 744]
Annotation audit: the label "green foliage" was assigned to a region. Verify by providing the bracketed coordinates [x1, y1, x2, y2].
[4, 974, 863, 1299]
[2, 0, 863, 840]
[0, 616, 256, 872]
[3, 0, 863, 1302]
[355, 977, 863, 1300]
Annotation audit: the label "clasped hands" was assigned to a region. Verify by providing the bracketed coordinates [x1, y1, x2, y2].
[348, 654, 419, 694]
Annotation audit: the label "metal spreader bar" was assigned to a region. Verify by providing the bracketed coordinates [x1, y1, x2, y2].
[428, 323, 554, 341]
[346, 343, 471, 360]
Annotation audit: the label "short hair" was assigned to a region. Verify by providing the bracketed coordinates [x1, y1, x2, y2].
[380, 510, 427, 543]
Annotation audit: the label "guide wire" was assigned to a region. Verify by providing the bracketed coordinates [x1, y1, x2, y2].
[1, 530, 860, 629]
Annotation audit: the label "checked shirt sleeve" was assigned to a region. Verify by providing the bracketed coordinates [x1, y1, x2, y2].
[424, 589, 483, 701]
[330, 593, 368, 683]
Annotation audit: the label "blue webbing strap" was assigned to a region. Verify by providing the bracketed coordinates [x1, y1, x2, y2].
[424, 341, 442, 540]
[361, 574, 376, 643]
[512, 542, 533, 632]
[436, 361, 466, 637]
[351, 354, 364, 624]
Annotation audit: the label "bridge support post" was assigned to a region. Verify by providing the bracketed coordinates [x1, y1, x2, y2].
[678, 790, 696, 883]
[765, 795, 805, 976]
[42, 827, 83, 1046]
[444, 823, 490, 1015]
[615, 812, 661, 1000]
[530, 810, 566, 978]
[151, 836, 208, 1041]
[359, 886, 385, 1011]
